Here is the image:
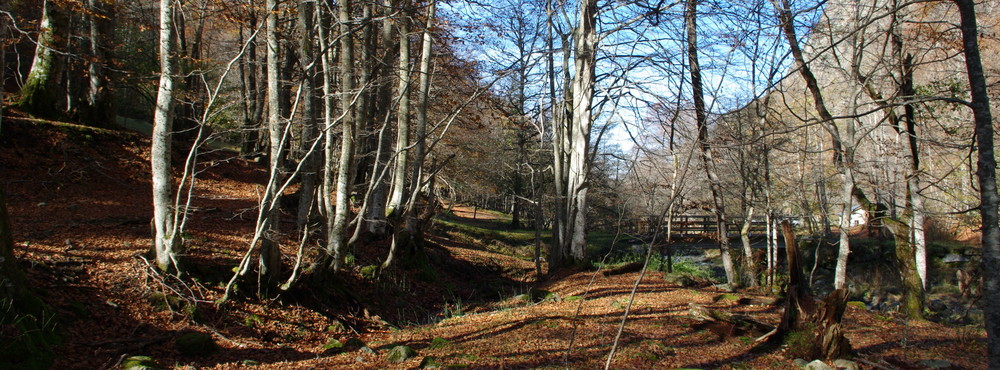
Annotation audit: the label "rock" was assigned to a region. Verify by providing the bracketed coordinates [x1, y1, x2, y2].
[360, 346, 377, 355]
[805, 359, 833, 370]
[832, 359, 859, 370]
[386, 345, 417, 363]
[321, 339, 345, 355]
[121, 355, 158, 370]
[942, 253, 968, 263]
[927, 299, 948, 312]
[175, 331, 218, 357]
[793, 358, 809, 368]
[343, 337, 365, 350]
[917, 359, 953, 369]
[665, 274, 696, 287]
[420, 356, 442, 368]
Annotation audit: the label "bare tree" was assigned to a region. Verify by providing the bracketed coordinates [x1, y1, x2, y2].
[687, 0, 738, 288]
[953, 0, 1000, 365]
[150, 0, 181, 273]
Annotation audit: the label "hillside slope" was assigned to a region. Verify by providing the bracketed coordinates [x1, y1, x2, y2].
[0, 116, 988, 369]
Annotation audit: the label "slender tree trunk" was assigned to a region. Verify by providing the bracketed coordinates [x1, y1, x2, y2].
[85, 0, 115, 126]
[296, 0, 319, 229]
[327, 0, 357, 271]
[365, 0, 400, 237]
[741, 207, 758, 287]
[954, 0, 1000, 366]
[17, 0, 68, 116]
[151, 0, 180, 273]
[566, 0, 597, 261]
[545, 0, 566, 270]
[259, 0, 284, 285]
[403, 0, 436, 240]
[238, 16, 262, 158]
[687, 0, 737, 287]
[771, 0, 852, 290]
[387, 7, 411, 216]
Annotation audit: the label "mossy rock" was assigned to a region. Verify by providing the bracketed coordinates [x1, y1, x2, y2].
[386, 345, 417, 362]
[121, 355, 158, 370]
[344, 337, 366, 349]
[429, 337, 450, 349]
[846, 301, 867, 309]
[323, 338, 345, 350]
[664, 274, 696, 287]
[714, 293, 740, 302]
[515, 289, 556, 303]
[175, 331, 218, 357]
[420, 356, 442, 368]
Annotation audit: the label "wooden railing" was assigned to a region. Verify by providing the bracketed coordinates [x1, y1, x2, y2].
[618, 215, 770, 237]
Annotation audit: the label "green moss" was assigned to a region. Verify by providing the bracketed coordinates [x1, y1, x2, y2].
[360, 265, 380, 279]
[121, 355, 159, 370]
[175, 331, 218, 357]
[244, 314, 263, 328]
[322, 338, 344, 351]
[386, 345, 417, 363]
[429, 337, 450, 349]
[847, 301, 868, 309]
[715, 293, 740, 302]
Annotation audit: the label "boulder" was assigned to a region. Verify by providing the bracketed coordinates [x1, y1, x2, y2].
[175, 331, 218, 357]
[805, 359, 833, 370]
[832, 358, 859, 370]
[386, 345, 417, 363]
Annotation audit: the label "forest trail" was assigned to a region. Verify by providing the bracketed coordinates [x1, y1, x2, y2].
[1, 116, 987, 368]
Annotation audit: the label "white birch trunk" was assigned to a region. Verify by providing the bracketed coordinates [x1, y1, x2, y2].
[151, 0, 179, 272]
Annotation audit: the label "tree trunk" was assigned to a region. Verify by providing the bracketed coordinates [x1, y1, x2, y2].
[150, 0, 181, 273]
[259, 0, 284, 286]
[17, 0, 69, 116]
[387, 5, 411, 217]
[239, 13, 263, 159]
[741, 207, 758, 287]
[544, 0, 566, 270]
[85, 0, 115, 126]
[756, 221, 851, 360]
[403, 0, 437, 244]
[687, 0, 737, 288]
[296, 0, 320, 230]
[954, 0, 1000, 366]
[364, 0, 400, 238]
[566, 0, 596, 262]
[771, 0, 852, 290]
[327, 0, 358, 271]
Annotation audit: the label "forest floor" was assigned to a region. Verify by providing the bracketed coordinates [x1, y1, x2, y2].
[0, 116, 988, 369]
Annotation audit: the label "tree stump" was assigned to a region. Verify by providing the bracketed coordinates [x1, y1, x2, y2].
[755, 221, 851, 359]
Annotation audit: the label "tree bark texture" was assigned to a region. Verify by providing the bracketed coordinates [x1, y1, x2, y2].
[296, 0, 320, 229]
[259, 0, 284, 284]
[757, 221, 851, 360]
[954, 0, 1000, 366]
[151, 0, 180, 273]
[18, 0, 69, 116]
[328, 0, 358, 271]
